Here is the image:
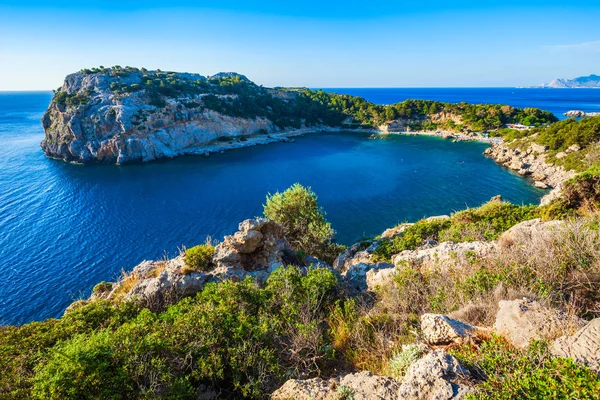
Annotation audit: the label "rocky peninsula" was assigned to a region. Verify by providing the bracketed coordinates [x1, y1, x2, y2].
[41, 66, 556, 164]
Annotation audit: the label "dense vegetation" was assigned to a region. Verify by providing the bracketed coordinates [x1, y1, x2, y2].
[1, 268, 340, 399]
[263, 183, 345, 264]
[507, 116, 600, 172]
[2, 180, 599, 398]
[52, 66, 557, 133]
[373, 201, 540, 261]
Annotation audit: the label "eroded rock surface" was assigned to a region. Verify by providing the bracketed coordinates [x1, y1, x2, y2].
[398, 350, 474, 400]
[97, 218, 295, 308]
[550, 318, 600, 374]
[494, 298, 585, 348]
[391, 241, 495, 272]
[420, 314, 479, 345]
[271, 371, 400, 400]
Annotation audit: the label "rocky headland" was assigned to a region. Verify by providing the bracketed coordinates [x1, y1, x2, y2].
[41, 66, 556, 164]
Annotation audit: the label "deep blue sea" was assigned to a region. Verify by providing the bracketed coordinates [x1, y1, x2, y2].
[2, 88, 600, 325]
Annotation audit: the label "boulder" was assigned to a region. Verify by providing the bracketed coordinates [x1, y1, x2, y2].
[344, 262, 395, 294]
[498, 219, 564, 248]
[398, 350, 473, 399]
[550, 318, 600, 374]
[420, 314, 478, 345]
[494, 298, 585, 348]
[333, 246, 375, 273]
[271, 371, 401, 400]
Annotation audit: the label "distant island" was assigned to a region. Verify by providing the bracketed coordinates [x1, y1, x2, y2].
[42, 66, 557, 164]
[533, 74, 600, 88]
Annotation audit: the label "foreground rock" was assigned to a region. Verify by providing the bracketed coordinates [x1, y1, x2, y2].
[93, 218, 296, 308]
[271, 371, 400, 400]
[498, 218, 564, 247]
[494, 298, 585, 348]
[550, 318, 600, 374]
[398, 350, 474, 399]
[420, 314, 480, 345]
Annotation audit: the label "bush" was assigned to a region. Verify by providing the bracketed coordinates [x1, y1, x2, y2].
[374, 200, 539, 261]
[561, 165, 600, 213]
[183, 244, 215, 273]
[452, 336, 600, 399]
[32, 332, 132, 399]
[264, 183, 344, 264]
[389, 344, 426, 378]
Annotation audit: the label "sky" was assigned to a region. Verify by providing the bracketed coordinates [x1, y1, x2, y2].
[1, 1, 599, 89]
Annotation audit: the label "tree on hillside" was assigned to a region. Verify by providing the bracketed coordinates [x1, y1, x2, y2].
[263, 183, 344, 264]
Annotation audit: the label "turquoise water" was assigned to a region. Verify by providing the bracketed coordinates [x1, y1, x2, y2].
[4, 89, 594, 325]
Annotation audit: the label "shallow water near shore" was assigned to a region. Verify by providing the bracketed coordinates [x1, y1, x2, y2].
[0, 90, 574, 325]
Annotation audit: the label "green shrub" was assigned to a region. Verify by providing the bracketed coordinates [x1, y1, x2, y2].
[32, 332, 132, 399]
[561, 165, 600, 212]
[452, 336, 600, 399]
[183, 244, 215, 273]
[389, 344, 426, 378]
[374, 201, 538, 261]
[92, 281, 113, 295]
[264, 183, 344, 264]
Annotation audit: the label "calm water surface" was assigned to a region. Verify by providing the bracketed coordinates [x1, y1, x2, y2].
[3, 88, 599, 325]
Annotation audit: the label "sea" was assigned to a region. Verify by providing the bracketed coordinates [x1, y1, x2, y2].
[1, 88, 599, 325]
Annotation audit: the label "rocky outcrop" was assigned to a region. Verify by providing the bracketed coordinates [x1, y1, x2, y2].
[494, 298, 585, 348]
[420, 314, 480, 345]
[271, 372, 401, 400]
[398, 350, 474, 400]
[484, 140, 576, 205]
[344, 261, 395, 294]
[391, 241, 495, 272]
[96, 218, 297, 308]
[498, 218, 564, 247]
[550, 318, 600, 375]
[41, 68, 349, 164]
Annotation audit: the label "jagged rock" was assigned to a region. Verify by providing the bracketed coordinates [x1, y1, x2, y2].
[498, 218, 564, 247]
[484, 141, 576, 205]
[271, 371, 401, 400]
[534, 181, 549, 189]
[366, 267, 399, 291]
[550, 318, 600, 374]
[344, 262, 395, 294]
[420, 314, 478, 345]
[213, 218, 291, 271]
[106, 218, 294, 308]
[494, 298, 586, 348]
[391, 241, 494, 272]
[333, 246, 375, 274]
[398, 350, 473, 399]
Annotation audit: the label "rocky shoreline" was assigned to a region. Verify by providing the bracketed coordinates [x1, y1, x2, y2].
[483, 140, 576, 205]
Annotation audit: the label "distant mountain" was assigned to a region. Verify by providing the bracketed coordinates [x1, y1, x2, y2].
[535, 74, 600, 88]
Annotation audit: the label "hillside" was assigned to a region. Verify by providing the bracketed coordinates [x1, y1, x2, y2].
[4, 116, 600, 399]
[41, 66, 557, 164]
[536, 74, 600, 88]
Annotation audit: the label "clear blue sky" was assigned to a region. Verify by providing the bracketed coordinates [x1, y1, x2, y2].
[1, 1, 599, 89]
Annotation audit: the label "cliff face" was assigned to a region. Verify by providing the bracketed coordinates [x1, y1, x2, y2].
[41, 70, 282, 164]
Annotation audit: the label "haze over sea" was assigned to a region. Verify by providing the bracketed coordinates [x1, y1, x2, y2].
[2, 88, 599, 325]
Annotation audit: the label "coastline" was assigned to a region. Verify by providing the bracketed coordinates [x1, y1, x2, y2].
[178, 126, 502, 162]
